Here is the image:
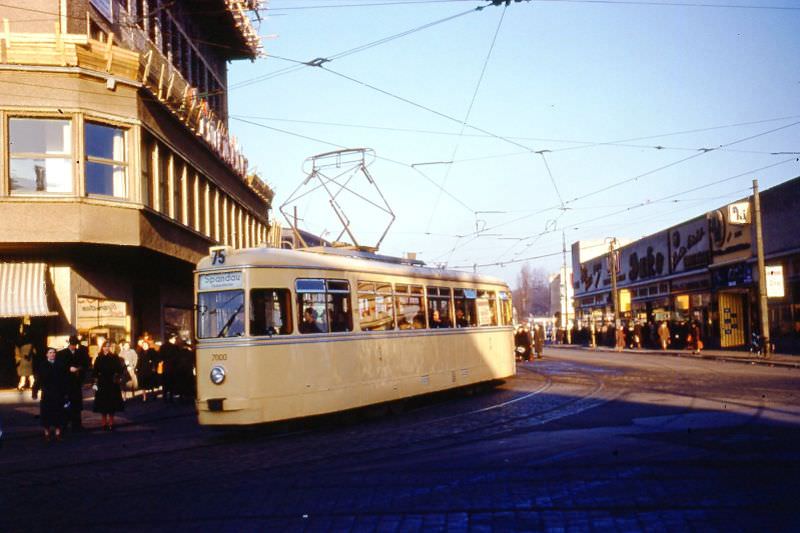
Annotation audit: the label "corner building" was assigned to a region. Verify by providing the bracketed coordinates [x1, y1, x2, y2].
[0, 0, 272, 384]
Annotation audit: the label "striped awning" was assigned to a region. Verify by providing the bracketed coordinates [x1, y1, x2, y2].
[0, 262, 54, 318]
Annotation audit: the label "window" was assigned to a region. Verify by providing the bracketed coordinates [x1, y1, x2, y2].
[197, 290, 244, 338]
[85, 122, 127, 197]
[326, 280, 352, 332]
[454, 288, 478, 328]
[295, 279, 353, 334]
[250, 289, 292, 336]
[9, 118, 73, 193]
[141, 132, 154, 207]
[427, 287, 452, 328]
[395, 284, 425, 330]
[499, 291, 513, 325]
[157, 145, 169, 213]
[477, 290, 497, 326]
[358, 281, 395, 331]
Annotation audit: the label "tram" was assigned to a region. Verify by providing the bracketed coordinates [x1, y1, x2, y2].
[194, 245, 516, 425]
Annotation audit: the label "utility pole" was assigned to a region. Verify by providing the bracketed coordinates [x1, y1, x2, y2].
[608, 238, 619, 327]
[753, 179, 771, 357]
[562, 231, 570, 343]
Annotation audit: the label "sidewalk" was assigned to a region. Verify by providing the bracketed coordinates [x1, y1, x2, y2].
[548, 343, 800, 369]
[0, 386, 194, 442]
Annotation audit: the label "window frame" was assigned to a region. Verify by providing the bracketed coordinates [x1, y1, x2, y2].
[8, 116, 74, 195]
[295, 278, 353, 334]
[357, 280, 396, 332]
[84, 121, 128, 199]
[426, 286, 453, 329]
[249, 288, 293, 337]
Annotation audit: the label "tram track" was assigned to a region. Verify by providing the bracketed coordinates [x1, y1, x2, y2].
[2, 350, 797, 532]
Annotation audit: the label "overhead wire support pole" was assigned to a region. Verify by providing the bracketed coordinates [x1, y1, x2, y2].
[753, 178, 771, 357]
[562, 230, 570, 344]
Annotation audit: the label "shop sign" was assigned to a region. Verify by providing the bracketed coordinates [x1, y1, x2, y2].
[766, 265, 785, 298]
[577, 256, 609, 295]
[709, 202, 752, 265]
[669, 216, 710, 273]
[728, 202, 751, 225]
[76, 297, 127, 329]
[620, 232, 669, 286]
[199, 271, 243, 291]
[711, 263, 753, 289]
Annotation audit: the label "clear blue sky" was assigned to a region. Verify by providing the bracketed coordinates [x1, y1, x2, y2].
[227, 0, 800, 286]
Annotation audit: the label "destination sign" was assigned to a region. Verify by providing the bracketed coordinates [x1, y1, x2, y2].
[199, 271, 242, 291]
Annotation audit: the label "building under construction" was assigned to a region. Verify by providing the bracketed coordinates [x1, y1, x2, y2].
[0, 0, 273, 385]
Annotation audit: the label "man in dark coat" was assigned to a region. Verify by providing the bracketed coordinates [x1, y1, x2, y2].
[57, 336, 91, 431]
[514, 325, 532, 362]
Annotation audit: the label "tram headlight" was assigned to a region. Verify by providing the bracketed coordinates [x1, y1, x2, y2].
[210, 365, 226, 385]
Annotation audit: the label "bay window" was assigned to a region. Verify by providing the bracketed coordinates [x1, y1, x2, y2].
[85, 122, 127, 198]
[9, 118, 73, 194]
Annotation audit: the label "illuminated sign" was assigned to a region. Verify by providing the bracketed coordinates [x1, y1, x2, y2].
[766, 265, 785, 298]
[727, 202, 751, 225]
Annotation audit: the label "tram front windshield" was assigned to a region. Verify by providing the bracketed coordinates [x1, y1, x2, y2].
[197, 290, 245, 338]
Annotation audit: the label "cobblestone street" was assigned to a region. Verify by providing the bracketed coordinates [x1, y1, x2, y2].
[2, 348, 799, 531]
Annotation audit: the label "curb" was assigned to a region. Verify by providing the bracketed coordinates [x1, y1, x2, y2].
[547, 344, 800, 369]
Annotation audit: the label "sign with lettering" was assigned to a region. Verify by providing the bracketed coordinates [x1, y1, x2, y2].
[669, 216, 711, 273]
[619, 231, 669, 287]
[766, 265, 785, 298]
[727, 202, 751, 225]
[576, 256, 608, 295]
[709, 203, 752, 265]
[199, 271, 243, 291]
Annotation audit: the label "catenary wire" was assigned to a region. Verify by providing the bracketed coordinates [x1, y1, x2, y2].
[425, 3, 507, 233]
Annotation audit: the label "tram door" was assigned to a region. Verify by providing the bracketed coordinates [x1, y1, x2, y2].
[718, 292, 745, 347]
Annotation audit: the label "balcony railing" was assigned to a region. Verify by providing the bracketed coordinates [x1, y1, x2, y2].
[0, 19, 272, 203]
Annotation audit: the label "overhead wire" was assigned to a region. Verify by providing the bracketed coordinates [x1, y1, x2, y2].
[425, 2, 507, 233]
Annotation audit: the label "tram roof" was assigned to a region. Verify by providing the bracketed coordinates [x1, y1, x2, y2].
[197, 246, 508, 287]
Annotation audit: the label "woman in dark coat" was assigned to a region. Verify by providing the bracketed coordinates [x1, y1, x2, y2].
[93, 341, 125, 430]
[38, 347, 68, 441]
[135, 339, 157, 401]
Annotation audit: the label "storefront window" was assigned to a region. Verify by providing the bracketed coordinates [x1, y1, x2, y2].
[85, 122, 127, 198]
[76, 296, 130, 358]
[9, 118, 73, 194]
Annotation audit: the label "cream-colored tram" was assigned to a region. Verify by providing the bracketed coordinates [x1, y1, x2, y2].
[194, 245, 516, 425]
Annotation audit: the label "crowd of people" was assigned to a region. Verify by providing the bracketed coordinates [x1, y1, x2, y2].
[14, 332, 195, 442]
[514, 319, 705, 355]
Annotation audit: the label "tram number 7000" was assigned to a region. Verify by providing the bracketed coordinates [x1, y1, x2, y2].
[211, 353, 227, 361]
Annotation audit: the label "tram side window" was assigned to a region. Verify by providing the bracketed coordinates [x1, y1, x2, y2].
[295, 279, 353, 334]
[250, 289, 292, 336]
[197, 290, 244, 338]
[296, 279, 328, 334]
[477, 290, 498, 326]
[395, 284, 425, 329]
[454, 288, 478, 328]
[499, 291, 513, 325]
[357, 281, 395, 331]
[326, 280, 352, 333]
[427, 287, 452, 328]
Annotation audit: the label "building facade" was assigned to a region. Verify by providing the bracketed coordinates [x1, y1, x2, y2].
[0, 0, 272, 385]
[572, 176, 800, 354]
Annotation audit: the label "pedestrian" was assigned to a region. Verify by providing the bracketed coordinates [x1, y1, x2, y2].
[514, 325, 532, 362]
[589, 322, 597, 349]
[615, 324, 626, 352]
[119, 340, 138, 399]
[14, 334, 36, 392]
[633, 321, 643, 349]
[688, 321, 703, 354]
[38, 347, 69, 442]
[658, 321, 670, 350]
[135, 337, 157, 402]
[57, 335, 91, 431]
[92, 341, 125, 431]
[533, 323, 545, 359]
[160, 334, 180, 402]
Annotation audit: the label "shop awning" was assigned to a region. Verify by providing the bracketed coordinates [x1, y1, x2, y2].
[0, 262, 55, 318]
